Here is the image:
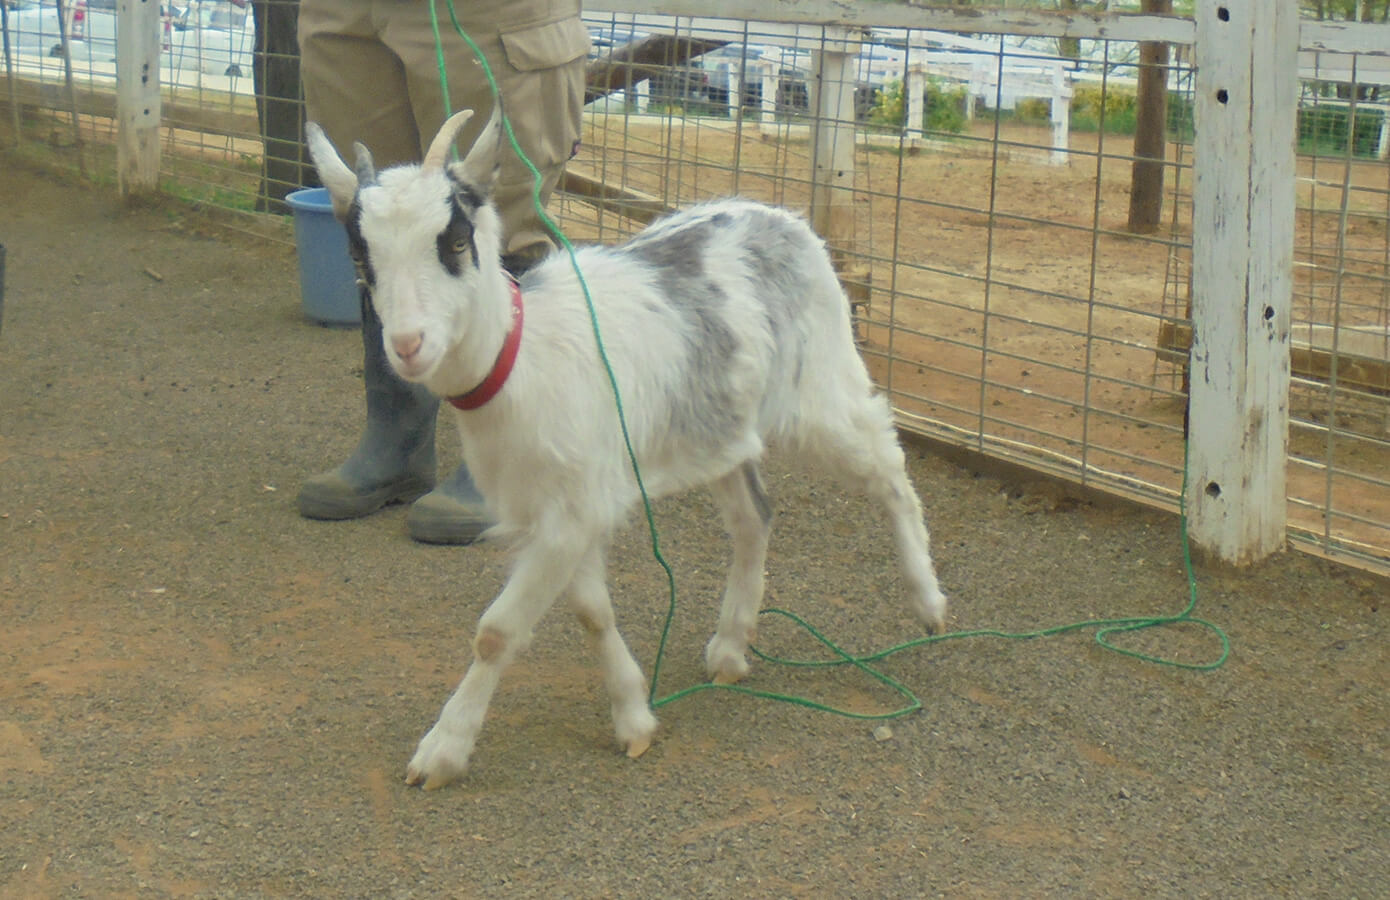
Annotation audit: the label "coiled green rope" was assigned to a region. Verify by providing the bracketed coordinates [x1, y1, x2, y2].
[429, 2, 1229, 722]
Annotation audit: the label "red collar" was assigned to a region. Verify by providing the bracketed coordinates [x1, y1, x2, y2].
[446, 280, 523, 411]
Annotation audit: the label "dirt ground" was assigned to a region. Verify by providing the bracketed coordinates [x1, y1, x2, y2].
[0, 161, 1386, 898]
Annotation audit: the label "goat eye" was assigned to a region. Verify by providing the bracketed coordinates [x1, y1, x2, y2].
[452, 239, 469, 254]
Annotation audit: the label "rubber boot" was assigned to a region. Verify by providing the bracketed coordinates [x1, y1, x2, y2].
[297, 286, 440, 520]
[405, 464, 490, 545]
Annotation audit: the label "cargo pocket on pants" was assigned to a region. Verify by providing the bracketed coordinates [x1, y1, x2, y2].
[499, 16, 591, 72]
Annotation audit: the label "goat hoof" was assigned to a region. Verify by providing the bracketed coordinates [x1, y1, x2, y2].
[625, 735, 652, 759]
[405, 727, 471, 789]
[405, 762, 464, 791]
[916, 591, 948, 636]
[704, 637, 751, 685]
[707, 655, 750, 685]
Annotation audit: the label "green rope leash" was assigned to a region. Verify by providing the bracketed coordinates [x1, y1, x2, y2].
[429, 3, 1230, 723]
[648, 448, 1228, 719]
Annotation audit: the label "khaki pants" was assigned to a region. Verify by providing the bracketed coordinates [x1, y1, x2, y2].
[299, 0, 589, 254]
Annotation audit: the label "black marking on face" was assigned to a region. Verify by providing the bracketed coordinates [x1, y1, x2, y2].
[451, 177, 486, 212]
[345, 199, 375, 288]
[437, 181, 481, 276]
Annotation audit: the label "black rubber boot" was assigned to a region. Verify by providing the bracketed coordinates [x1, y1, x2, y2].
[405, 464, 491, 545]
[297, 287, 440, 520]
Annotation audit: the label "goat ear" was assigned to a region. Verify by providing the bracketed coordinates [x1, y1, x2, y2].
[305, 122, 359, 221]
[422, 108, 476, 172]
[452, 103, 502, 193]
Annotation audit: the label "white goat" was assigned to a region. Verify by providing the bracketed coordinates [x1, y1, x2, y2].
[307, 108, 949, 789]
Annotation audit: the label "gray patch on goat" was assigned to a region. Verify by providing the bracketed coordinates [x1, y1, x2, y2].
[626, 217, 743, 444]
[741, 461, 773, 526]
[741, 209, 814, 385]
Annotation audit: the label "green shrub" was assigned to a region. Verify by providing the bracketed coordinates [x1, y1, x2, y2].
[1069, 84, 1138, 135]
[866, 79, 906, 129]
[867, 77, 969, 134]
[1014, 97, 1051, 124]
[1297, 104, 1385, 158]
[1166, 91, 1196, 142]
[925, 79, 970, 133]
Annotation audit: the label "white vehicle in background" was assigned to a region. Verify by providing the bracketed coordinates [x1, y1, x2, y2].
[2, 0, 118, 60]
[168, 0, 254, 78]
[2, 0, 254, 78]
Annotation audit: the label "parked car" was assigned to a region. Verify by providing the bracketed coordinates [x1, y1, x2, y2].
[2, 0, 106, 58]
[2, 0, 251, 78]
[167, 1, 253, 77]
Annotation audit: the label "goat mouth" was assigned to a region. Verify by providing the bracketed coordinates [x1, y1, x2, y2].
[390, 355, 435, 382]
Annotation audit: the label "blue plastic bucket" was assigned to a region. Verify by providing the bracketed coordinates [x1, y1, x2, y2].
[286, 187, 359, 326]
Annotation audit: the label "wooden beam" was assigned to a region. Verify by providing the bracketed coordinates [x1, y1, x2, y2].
[585, 33, 728, 104]
[589, 1, 1196, 44]
[560, 167, 672, 224]
[1159, 321, 1390, 395]
[0, 74, 254, 139]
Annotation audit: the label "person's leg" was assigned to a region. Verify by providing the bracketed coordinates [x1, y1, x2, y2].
[295, 0, 449, 524]
[390, 0, 588, 256]
[299, 0, 424, 169]
[385, 2, 588, 543]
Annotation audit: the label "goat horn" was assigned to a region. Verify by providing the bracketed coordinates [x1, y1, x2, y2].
[305, 122, 360, 221]
[422, 109, 476, 171]
[352, 142, 377, 187]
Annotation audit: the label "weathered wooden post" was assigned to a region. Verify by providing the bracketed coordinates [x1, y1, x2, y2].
[906, 62, 926, 144]
[758, 61, 776, 128]
[1187, 0, 1298, 563]
[1048, 62, 1072, 166]
[808, 27, 871, 325]
[116, 0, 161, 196]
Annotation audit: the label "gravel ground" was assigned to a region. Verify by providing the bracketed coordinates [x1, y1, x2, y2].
[0, 163, 1385, 898]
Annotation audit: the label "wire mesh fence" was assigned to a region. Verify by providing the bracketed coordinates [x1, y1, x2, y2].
[2, 1, 1388, 573]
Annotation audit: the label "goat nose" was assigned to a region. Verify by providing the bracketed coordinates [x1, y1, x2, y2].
[391, 332, 424, 361]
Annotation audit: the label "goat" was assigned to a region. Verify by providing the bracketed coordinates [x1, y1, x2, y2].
[307, 108, 949, 789]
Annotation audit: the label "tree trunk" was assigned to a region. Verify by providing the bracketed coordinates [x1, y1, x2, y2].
[1056, 0, 1081, 61]
[252, 0, 310, 213]
[1126, 0, 1172, 234]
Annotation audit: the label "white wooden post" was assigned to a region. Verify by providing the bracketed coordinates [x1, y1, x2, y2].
[906, 62, 926, 142]
[720, 63, 736, 119]
[759, 62, 776, 127]
[1187, 0, 1298, 564]
[808, 31, 861, 248]
[1049, 64, 1071, 166]
[116, 0, 161, 195]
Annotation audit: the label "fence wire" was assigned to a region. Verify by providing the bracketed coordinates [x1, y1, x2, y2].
[2, 1, 1387, 573]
